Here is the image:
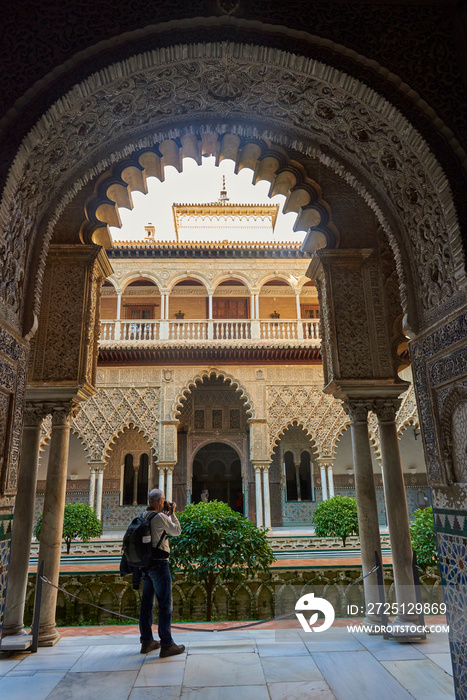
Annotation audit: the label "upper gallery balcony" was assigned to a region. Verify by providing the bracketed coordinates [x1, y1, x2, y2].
[100, 317, 320, 343]
[98, 274, 322, 361]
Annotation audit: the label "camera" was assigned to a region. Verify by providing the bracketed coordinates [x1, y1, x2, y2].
[163, 501, 175, 515]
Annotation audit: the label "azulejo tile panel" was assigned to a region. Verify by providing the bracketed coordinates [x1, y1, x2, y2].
[436, 531, 467, 699]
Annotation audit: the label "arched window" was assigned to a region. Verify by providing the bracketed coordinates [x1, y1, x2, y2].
[138, 453, 149, 505]
[284, 451, 297, 501]
[122, 452, 150, 506]
[122, 453, 134, 506]
[299, 451, 314, 501]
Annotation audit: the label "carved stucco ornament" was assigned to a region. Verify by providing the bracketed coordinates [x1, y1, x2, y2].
[205, 62, 250, 101]
[0, 42, 462, 336]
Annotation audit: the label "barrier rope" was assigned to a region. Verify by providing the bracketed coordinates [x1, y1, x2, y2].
[40, 565, 380, 632]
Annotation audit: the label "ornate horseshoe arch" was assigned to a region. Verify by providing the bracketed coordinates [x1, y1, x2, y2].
[0, 40, 464, 340]
[171, 368, 255, 422]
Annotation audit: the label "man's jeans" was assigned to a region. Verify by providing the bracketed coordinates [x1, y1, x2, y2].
[139, 560, 174, 648]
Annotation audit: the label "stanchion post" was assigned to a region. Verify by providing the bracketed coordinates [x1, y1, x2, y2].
[375, 550, 389, 639]
[30, 560, 44, 653]
[412, 550, 426, 638]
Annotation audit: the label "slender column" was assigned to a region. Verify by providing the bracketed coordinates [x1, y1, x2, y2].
[319, 464, 328, 501]
[295, 462, 302, 501]
[160, 293, 169, 339]
[262, 466, 272, 529]
[327, 463, 335, 498]
[254, 466, 263, 527]
[208, 293, 213, 319]
[116, 292, 122, 319]
[166, 468, 173, 502]
[344, 400, 383, 625]
[295, 292, 301, 319]
[374, 399, 417, 623]
[158, 467, 165, 492]
[88, 468, 97, 508]
[132, 466, 139, 506]
[115, 292, 122, 340]
[38, 402, 76, 646]
[3, 404, 50, 637]
[251, 294, 257, 319]
[295, 293, 304, 339]
[95, 467, 104, 520]
[255, 294, 259, 319]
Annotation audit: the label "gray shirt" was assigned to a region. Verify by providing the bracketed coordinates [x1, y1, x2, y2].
[143, 510, 181, 556]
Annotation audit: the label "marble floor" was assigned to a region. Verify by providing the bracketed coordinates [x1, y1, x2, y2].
[0, 626, 454, 700]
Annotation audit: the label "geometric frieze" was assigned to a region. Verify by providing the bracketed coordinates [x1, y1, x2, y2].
[72, 387, 160, 462]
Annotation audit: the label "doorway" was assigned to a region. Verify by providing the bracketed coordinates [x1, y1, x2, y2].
[192, 442, 243, 513]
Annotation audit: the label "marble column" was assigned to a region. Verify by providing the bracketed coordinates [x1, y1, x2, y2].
[132, 466, 139, 506]
[37, 402, 76, 646]
[158, 467, 165, 492]
[115, 291, 122, 340]
[295, 461, 302, 501]
[262, 466, 272, 530]
[255, 467, 263, 527]
[374, 398, 417, 624]
[95, 466, 104, 520]
[166, 468, 173, 502]
[88, 467, 97, 508]
[327, 463, 335, 498]
[344, 400, 384, 626]
[3, 403, 50, 637]
[319, 464, 328, 501]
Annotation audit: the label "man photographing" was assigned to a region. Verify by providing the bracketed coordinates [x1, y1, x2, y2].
[139, 488, 185, 657]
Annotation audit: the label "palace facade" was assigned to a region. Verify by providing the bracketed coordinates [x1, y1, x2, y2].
[35, 198, 425, 530]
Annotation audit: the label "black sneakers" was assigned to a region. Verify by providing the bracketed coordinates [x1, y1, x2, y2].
[140, 639, 161, 654]
[160, 643, 186, 658]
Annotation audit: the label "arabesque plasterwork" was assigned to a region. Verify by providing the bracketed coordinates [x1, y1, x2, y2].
[71, 387, 160, 462]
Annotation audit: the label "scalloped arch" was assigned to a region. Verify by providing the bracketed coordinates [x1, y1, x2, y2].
[103, 421, 158, 462]
[325, 419, 351, 461]
[82, 140, 338, 252]
[270, 419, 320, 459]
[172, 368, 256, 421]
[1, 40, 463, 338]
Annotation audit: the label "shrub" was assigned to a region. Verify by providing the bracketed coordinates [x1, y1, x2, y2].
[410, 506, 439, 572]
[169, 500, 275, 621]
[34, 502, 102, 554]
[312, 495, 359, 547]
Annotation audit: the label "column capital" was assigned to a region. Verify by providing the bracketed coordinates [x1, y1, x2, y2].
[372, 398, 401, 423]
[343, 399, 372, 423]
[23, 402, 51, 427]
[157, 461, 176, 471]
[251, 460, 270, 471]
[50, 401, 80, 427]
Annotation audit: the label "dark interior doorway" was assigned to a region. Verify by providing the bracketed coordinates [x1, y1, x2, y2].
[192, 442, 243, 513]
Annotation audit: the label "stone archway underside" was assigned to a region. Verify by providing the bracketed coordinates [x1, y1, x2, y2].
[0, 42, 464, 338]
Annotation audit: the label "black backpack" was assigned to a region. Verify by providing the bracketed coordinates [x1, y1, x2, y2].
[122, 511, 163, 568]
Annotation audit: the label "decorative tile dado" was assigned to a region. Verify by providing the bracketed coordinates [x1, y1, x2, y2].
[0, 514, 13, 634]
[410, 311, 467, 484]
[0, 327, 28, 501]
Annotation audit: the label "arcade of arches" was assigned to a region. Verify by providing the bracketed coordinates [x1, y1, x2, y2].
[0, 10, 466, 698]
